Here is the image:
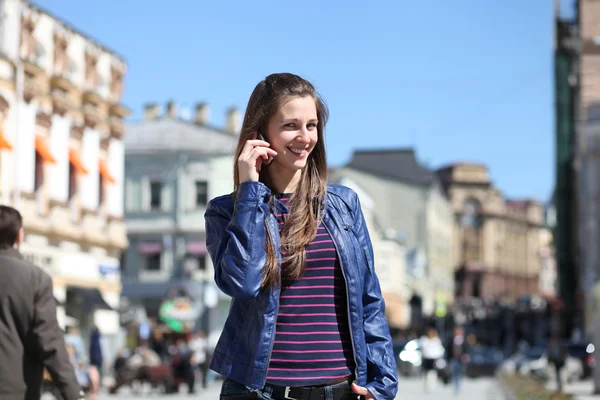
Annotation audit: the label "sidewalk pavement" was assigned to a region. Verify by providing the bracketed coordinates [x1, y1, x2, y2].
[547, 378, 600, 399]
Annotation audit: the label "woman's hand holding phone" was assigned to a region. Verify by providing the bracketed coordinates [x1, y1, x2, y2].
[238, 132, 277, 184]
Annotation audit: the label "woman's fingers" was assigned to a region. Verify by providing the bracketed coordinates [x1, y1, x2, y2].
[240, 139, 270, 156]
[237, 132, 277, 183]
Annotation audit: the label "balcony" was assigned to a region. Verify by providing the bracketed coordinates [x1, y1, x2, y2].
[23, 73, 47, 103]
[82, 102, 102, 127]
[23, 59, 45, 77]
[81, 209, 108, 246]
[48, 200, 80, 239]
[19, 193, 51, 234]
[109, 115, 124, 138]
[106, 216, 128, 249]
[109, 103, 130, 119]
[50, 75, 79, 115]
[126, 212, 175, 235]
[82, 90, 103, 106]
[50, 73, 77, 93]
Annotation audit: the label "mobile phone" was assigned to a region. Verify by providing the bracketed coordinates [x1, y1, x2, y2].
[258, 132, 275, 166]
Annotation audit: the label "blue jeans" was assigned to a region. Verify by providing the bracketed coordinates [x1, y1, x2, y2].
[219, 378, 358, 400]
[450, 360, 465, 393]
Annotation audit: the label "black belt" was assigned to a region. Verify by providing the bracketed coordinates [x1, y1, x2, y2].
[263, 383, 359, 400]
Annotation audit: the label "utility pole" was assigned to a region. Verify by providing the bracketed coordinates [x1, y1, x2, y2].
[554, 0, 579, 339]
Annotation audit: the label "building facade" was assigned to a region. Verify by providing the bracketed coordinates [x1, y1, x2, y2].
[331, 149, 454, 329]
[575, 0, 600, 342]
[122, 102, 237, 346]
[0, 0, 128, 361]
[335, 176, 410, 332]
[436, 163, 545, 301]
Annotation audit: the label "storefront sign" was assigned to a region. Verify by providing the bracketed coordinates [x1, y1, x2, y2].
[159, 297, 200, 332]
[20, 243, 119, 283]
[60, 253, 100, 281]
[20, 244, 59, 275]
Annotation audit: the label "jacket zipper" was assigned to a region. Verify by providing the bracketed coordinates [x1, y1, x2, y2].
[263, 214, 280, 387]
[323, 218, 360, 380]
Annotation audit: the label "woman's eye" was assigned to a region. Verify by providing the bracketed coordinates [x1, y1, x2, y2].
[307, 123, 317, 129]
[284, 123, 296, 128]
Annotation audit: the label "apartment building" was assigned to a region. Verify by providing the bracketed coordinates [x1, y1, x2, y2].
[0, 0, 128, 358]
[122, 102, 237, 344]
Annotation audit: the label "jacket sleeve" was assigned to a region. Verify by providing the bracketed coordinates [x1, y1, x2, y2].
[33, 271, 85, 400]
[352, 192, 398, 400]
[205, 181, 271, 299]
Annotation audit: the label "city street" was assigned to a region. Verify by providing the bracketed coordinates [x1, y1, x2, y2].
[92, 377, 502, 400]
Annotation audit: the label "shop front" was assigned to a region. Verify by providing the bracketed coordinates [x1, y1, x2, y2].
[19, 236, 122, 366]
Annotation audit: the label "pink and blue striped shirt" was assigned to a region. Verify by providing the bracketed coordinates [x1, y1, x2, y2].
[266, 194, 355, 387]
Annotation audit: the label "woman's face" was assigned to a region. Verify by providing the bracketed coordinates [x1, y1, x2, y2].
[265, 95, 319, 174]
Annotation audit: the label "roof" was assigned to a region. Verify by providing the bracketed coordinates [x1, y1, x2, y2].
[125, 118, 237, 155]
[29, 1, 125, 62]
[436, 161, 488, 171]
[344, 148, 433, 186]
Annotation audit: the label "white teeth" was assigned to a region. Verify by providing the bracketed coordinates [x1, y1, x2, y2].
[288, 147, 307, 154]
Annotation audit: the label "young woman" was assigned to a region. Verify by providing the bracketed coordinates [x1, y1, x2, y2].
[205, 73, 398, 400]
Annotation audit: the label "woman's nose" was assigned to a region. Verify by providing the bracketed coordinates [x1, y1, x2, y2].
[297, 127, 311, 142]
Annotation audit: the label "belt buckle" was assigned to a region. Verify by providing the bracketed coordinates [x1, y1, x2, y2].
[284, 387, 298, 400]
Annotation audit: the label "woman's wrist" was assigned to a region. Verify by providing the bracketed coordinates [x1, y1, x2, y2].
[236, 181, 271, 202]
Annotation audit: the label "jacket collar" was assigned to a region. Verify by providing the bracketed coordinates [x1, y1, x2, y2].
[0, 247, 23, 260]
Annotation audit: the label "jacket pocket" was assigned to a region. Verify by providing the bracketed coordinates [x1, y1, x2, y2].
[220, 378, 258, 399]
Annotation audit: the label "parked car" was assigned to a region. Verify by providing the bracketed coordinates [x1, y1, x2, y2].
[466, 345, 504, 378]
[499, 351, 527, 375]
[518, 346, 583, 384]
[396, 338, 451, 383]
[517, 346, 546, 375]
[567, 342, 595, 378]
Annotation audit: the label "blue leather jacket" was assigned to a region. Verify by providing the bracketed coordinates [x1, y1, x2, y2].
[204, 181, 398, 400]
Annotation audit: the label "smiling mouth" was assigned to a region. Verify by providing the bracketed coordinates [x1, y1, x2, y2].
[288, 147, 309, 157]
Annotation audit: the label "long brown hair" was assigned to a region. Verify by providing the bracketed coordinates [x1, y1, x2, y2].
[233, 73, 329, 290]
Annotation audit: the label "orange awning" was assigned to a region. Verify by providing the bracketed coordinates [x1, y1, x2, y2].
[99, 159, 116, 184]
[69, 148, 88, 175]
[35, 136, 56, 164]
[0, 128, 12, 151]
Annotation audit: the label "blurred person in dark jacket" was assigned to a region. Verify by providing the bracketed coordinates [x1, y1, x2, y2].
[89, 326, 103, 381]
[446, 326, 470, 395]
[0, 205, 83, 400]
[151, 327, 169, 362]
[548, 335, 568, 392]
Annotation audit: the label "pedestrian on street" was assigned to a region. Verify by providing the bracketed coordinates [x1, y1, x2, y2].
[89, 325, 104, 382]
[169, 338, 196, 394]
[419, 328, 444, 393]
[445, 326, 470, 395]
[0, 205, 84, 400]
[189, 330, 209, 388]
[548, 335, 568, 392]
[205, 73, 398, 400]
[65, 326, 86, 362]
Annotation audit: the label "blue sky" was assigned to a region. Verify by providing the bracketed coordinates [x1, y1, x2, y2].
[36, 0, 555, 201]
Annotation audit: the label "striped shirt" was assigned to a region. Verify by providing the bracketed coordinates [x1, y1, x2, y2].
[266, 194, 355, 387]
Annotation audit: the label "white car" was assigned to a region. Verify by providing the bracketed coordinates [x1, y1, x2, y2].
[518, 347, 583, 383]
[499, 351, 526, 374]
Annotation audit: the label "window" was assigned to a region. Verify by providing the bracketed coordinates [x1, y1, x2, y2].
[34, 151, 44, 192]
[461, 198, 482, 229]
[195, 181, 208, 207]
[68, 162, 77, 200]
[146, 253, 161, 271]
[183, 254, 206, 273]
[196, 255, 206, 271]
[150, 181, 162, 209]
